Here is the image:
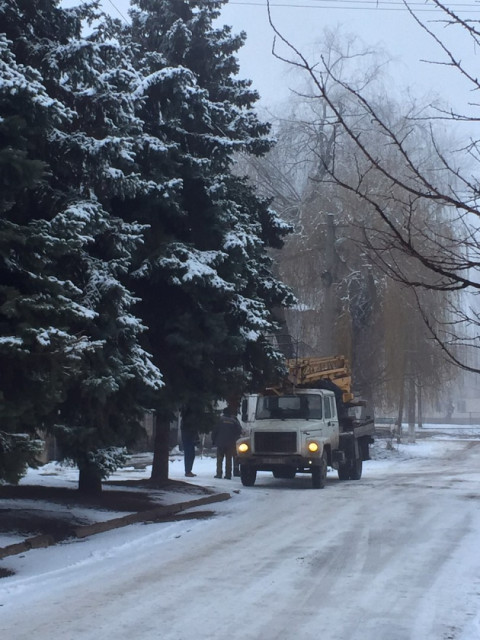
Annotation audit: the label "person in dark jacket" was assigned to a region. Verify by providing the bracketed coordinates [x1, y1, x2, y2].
[181, 406, 199, 478]
[212, 407, 242, 479]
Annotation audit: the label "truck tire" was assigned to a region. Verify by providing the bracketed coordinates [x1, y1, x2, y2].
[338, 456, 363, 480]
[240, 465, 257, 487]
[350, 456, 363, 480]
[272, 466, 296, 479]
[337, 464, 350, 481]
[311, 452, 327, 489]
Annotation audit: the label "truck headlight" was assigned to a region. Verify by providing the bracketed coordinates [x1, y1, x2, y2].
[238, 442, 249, 453]
[308, 441, 319, 453]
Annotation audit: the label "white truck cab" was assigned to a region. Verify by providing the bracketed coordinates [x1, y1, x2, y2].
[236, 389, 343, 488]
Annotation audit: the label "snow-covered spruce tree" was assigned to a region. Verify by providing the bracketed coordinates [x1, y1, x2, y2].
[0, 0, 162, 492]
[115, 0, 293, 481]
[0, 26, 83, 477]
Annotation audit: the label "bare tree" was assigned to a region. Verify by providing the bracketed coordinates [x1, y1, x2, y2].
[240, 28, 458, 426]
[266, 0, 480, 373]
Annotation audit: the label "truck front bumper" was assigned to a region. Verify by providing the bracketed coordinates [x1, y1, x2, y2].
[238, 454, 321, 469]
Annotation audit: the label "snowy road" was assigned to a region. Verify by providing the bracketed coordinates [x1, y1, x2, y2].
[2, 437, 480, 640]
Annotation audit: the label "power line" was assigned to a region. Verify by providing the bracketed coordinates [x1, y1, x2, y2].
[103, 0, 130, 22]
[308, 0, 478, 5]
[99, 0, 480, 19]
[229, 0, 480, 10]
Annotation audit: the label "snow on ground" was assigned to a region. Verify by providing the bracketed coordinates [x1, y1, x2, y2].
[0, 425, 477, 567]
[1, 425, 480, 640]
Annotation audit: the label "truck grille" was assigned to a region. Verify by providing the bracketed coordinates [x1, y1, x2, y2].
[254, 431, 297, 454]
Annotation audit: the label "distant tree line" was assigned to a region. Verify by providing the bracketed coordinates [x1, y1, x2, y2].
[241, 24, 463, 433]
[0, 0, 294, 492]
[263, 0, 480, 430]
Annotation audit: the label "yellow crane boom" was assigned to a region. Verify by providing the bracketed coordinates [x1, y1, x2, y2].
[285, 355, 354, 404]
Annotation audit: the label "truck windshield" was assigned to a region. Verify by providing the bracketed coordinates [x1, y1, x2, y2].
[256, 394, 322, 420]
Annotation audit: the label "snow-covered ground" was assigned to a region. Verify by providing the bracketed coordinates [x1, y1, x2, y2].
[1, 426, 480, 640]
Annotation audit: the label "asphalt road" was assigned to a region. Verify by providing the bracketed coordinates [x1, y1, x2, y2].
[2, 438, 480, 640]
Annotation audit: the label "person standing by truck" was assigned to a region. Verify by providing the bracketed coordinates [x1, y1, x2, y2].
[181, 406, 199, 478]
[212, 407, 242, 479]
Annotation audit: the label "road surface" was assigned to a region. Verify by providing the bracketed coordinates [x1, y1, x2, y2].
[1, 437, 480, 640]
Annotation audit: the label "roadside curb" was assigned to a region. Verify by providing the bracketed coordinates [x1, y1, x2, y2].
[0, 491, 231, 560]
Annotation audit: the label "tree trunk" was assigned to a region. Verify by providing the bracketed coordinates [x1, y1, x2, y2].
[322, 213, 337, 355]
[272, 306, 296, 359]
[408, 376, 416, 443]
[150, 414, 170, 485]
[417, 384, 423, 429]
[78, 465, 102, 495]
[396, 378, 405, 443]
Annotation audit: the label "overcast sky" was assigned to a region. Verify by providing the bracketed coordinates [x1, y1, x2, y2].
[219, 1, 477, 109]
[63, 1, 478, 112]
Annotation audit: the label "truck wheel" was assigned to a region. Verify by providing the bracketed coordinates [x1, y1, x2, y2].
[311, 452, 327, 489]
[337, 464, 350, 481]
[350, 456, 363, 480]
[240, 465, 257, 487]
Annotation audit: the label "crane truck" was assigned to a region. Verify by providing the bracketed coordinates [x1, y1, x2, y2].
[236, 355, 374, 489]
